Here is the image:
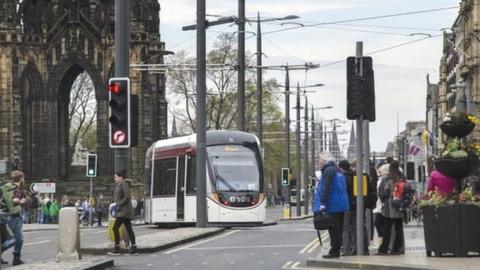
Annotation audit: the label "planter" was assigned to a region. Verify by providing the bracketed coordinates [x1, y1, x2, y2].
[440, 121, 475, 138]
[423, 204, 480, 257]
[434, 158, 471, 180]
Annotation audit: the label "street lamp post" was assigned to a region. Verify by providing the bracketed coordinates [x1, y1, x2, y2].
[304, 96, 309, 215]
[295, 82, 302, 217]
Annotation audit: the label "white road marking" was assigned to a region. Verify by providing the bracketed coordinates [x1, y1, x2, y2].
[187, 244, 304, 250]
[306, 241, 320, 253]
[201, 262, 208, 265]
[229, 261, 236, 264]
[163, 230, 239, 254]
[299, 232, 328, 254]
[259, 261, 264, 264]
[291, 261, 301, 268]
[282, 261, 293, 268]
[299, 238, 318, 254]
[24, 240, 50, 246]
[147, 264, 153, 267]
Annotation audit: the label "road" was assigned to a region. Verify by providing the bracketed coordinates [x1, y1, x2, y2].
[107, 219, 337, 270]
[3, 207, 343, 270]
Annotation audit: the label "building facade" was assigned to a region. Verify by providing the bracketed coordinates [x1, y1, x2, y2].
[0, 1, 168, 194]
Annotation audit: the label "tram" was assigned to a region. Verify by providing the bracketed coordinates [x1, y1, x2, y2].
[144, 130, 266, 226]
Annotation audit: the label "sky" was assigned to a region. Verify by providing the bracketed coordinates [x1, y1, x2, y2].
[157, 0, 459, 152]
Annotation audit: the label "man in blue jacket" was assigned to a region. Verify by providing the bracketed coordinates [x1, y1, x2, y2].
[314, 152, 349, 258]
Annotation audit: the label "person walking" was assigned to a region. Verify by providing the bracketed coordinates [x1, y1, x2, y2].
[108, 169, 138, 256]
[314, 152, 349, 259]
[41, 196, 51, 224]
[1, 170, 27, 265]
[96, 194, 105, 227]
[377, 160, 406, 255]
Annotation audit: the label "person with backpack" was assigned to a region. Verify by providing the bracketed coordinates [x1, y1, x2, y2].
[313, 152, 349, 259]
[1, 170, 27, 265]
[377, 160, 409, 255]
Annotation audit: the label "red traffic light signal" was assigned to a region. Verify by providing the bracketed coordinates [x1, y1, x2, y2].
[108, 77, 130, 148]
[108, 83, 122, 95]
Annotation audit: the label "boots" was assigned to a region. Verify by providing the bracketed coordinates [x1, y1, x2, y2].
[107, 245, 121, 256]
[12, 253, 24, 266]
[128, 245, 138, 256]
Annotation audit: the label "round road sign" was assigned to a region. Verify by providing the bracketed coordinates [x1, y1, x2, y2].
[113, 130, 126, 144]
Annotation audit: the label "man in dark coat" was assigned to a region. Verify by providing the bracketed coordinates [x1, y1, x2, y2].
[107, 170, 137, 256]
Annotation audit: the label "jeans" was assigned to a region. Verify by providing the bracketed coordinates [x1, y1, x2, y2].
[113, 217, 136, 246]
[97, 211, 103, 226]
[22, 210, 30, 224]
[4, 214, 24, 255]
[379, 217, 404, 253]
[342, 210, 369, 255]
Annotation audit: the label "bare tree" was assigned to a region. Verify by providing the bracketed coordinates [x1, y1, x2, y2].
[69, 71, 97, 165]
[167, 33, 258, 133]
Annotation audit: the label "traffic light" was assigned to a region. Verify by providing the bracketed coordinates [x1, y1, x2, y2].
[108, 77, 130, 148]
[86, 154, 97, 177]
[281, 168, 290, 187]
[346, 57, 375, 122]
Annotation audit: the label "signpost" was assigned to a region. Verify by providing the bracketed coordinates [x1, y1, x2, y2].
[30, 182, 56, 194]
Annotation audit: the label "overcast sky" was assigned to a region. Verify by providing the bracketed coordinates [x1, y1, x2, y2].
[157, 0, 459, 152]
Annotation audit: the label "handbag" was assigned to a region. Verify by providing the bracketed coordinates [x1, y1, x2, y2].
[313, 211, 333, 230]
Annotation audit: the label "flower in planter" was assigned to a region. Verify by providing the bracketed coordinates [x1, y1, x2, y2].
[440, 138, 468, 159]
[468, 114, 480, 126]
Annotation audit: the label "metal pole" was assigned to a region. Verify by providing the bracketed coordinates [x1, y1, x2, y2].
[284, 67, 291, 219]
[237, 0, 245, 131]
[256, 12, 263, 145]
[311, 107, 315, 180]
[355, 41, 365, 256]
[114, 0, 130, 176]
[196, 0, 208, 228]
[304, 97, 309, 215]
[296, 82, 302, 217]
[363, 109, 372, 243]
[89, 177, 93, 226]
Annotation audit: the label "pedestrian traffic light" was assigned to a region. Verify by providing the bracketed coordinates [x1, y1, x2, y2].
[108, 77, 130, 148]
[281, 168, 290, 187]
[346, 57, 375, 122]
[86, 154, 97, 177]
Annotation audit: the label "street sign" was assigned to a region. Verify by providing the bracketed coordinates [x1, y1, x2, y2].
[30, 182, 56, 193]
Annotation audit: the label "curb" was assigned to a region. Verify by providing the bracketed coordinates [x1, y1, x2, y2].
[82, 259, 114, 270]
[306, 258, 436, 270]
[81, 228, 226, 254]
[279, 214, 313, 221]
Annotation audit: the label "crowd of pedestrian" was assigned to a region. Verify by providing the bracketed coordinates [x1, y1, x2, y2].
[313, 152, 417, 258]
[0, 168, 144, 265]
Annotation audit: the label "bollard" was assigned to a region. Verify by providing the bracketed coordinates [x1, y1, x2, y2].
[56, 207, 81, 262]
[283, 203, 291, 219]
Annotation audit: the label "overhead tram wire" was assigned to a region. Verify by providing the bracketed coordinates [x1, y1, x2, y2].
[262, 6, 458, 36]
[312, 33, 443, 70]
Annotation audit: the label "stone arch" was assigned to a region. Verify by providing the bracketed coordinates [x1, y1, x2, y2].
[19, 61, 44, 178]
[48, 56, 111, 179]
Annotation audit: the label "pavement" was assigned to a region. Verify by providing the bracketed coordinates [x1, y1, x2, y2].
[307, 223, 480, 270]
[11, 257, 113, 270]
[81, 227, 226, 254]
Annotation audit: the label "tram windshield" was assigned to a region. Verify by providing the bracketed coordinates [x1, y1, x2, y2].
[207, 145, 261, 193]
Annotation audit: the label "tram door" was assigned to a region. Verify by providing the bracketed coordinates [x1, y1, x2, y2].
[176, 155, 186, 220]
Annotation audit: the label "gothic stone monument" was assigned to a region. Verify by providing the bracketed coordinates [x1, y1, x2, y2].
[0, 0, 167, 194]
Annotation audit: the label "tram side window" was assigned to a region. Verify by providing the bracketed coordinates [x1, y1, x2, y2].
[153, 157, 177, 196]
[186, 156, 196, 195]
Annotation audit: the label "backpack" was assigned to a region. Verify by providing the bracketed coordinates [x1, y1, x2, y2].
[391, 180, 414, 210]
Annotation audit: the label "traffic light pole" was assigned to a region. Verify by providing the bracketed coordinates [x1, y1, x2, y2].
[355, 41, 365, 256]
[196, 0, 208, 228]
[114, 0, 130, 176]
